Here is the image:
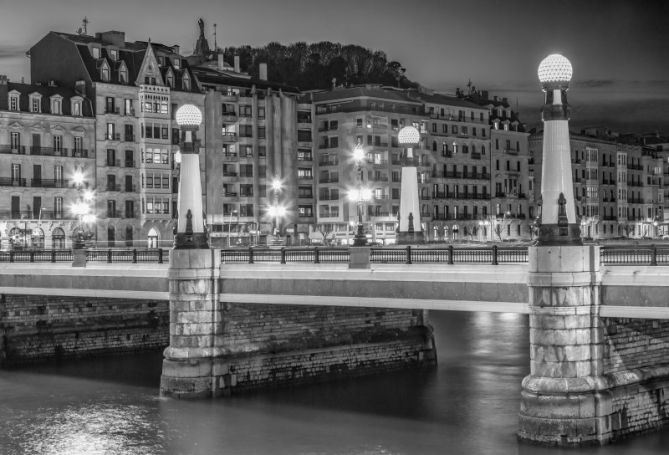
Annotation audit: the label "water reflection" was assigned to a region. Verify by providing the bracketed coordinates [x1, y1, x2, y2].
[0, 312, 667, 455]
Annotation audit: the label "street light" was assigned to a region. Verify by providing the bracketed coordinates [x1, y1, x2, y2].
[270, 178, 283, 236]
[70, 169, 95, 249]
[351, 142, 370, 246]
[174, 104, 207, 249]
[227, 209, 238, 247]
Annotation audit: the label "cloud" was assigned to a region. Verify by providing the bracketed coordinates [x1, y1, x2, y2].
[575, 79, 616, 88]
[0, 45, 27, 60]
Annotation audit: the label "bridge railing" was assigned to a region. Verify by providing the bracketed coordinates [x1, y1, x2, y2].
[600, 245, 669, 266]
[0, 249, 165, 263]
[221, 247, 350, 264]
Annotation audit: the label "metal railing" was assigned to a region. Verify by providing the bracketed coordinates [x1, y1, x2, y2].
[219, 245, 669, 266]
[0, 249, 166, 263]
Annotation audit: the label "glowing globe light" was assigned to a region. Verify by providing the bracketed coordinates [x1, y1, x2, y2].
[538, 54, 573, 85]
[352, 144, 365, 163]
[175, 104, 202, 127]
[271, 178, 282, 192]
[398, 125, 420, 145]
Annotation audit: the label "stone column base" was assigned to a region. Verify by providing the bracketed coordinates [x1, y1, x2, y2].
[349, 247, 370, 269]
[160, 357, 216, 399]
[396, 231, 425, 245]
[518, 376, 614, 446]
[72, 248, 87, 267]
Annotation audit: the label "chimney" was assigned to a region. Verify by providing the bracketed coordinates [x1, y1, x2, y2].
[481, 90, 489, 100]
[172, 45, 180, 55]
[218, 53, 224, 70]
[75, 80, 86, 95]
[259, 62, 267, 81]
[502, 97, 508, 104]
[96, 31, 126, 47]
[234, 55, 240, 73]
[0, 75, 8, 110]
[493, 95, 498, 102]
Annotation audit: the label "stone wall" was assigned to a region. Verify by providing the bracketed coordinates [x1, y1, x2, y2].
[0, 294, 169, 365]
[603, 317, 669, 439]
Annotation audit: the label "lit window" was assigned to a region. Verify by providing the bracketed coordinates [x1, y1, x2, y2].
[51, 97, 61, 114]
[30, 95, 41, 113]
[119, 68, 128, 84]
[166, 74, 174, 88]
[101, 64, 110, 82]
[173, 58, 180, 69]
[72, 99, 82, 116]
[91, 47, 100, 59]
[182, 74, 190, 91]
[109, 49, 117, 60]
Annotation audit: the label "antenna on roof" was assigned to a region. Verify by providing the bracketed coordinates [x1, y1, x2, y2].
[78, 17, 89, 35]
[213, 23, 217, 50]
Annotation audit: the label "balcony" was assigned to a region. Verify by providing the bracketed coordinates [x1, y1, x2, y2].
[29, 146, 70, 157]
[106, 159, 121, 167]
[504, 148, 518, 155]
[223, 152, 238, 161]
[223, 171, 238, 177]
[30, 179, 70, 188]
[105, 133, 121, 141]
[124, 184, 137, 192]
[104, 107, 121, 115]
[124, 134, 135, 143]
[319, 176, 339, 183]
[221, 112, 237, 122]
[106, 184, 122, 192]
[106, 211, 121, 218]
[125, 160, 135, 168]
[1, 210, 71, 220]
[471, 153, 482, 160]
[0, 177, 26, 187]
[0, 145, 26, 155]
[318, 159, 339, 166]
[222, 133, 237, 142]
[368, 176, 389, 182]
[224, 191, 238, 197]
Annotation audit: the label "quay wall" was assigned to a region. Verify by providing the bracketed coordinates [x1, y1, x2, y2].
[0, 294, 169, 365]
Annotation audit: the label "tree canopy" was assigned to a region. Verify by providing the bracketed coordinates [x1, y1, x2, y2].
[222, 41, 417, 90]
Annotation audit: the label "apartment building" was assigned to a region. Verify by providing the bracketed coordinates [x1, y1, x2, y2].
[29, 30, 203, 247]
[530, 129, 664, 239]
[0, 76, 95, 249]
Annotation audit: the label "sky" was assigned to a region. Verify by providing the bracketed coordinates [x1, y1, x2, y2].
[0, 0, 667, 134]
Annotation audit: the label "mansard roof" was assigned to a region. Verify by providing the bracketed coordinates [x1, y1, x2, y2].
[2, 82, 94, 117]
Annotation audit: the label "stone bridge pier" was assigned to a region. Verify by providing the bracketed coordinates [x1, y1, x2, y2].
[519, 244, 669, 445]
[160, 249, 437, 398]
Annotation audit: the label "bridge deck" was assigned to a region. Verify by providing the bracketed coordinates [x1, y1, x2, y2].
[0, 262, 667, 318]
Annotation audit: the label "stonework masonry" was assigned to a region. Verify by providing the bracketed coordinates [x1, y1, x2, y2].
[160, 249, 436, 398]
[0, 294, 168, 365]
[519, 245, 669, 446]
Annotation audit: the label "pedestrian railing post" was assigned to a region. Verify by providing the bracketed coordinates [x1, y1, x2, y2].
[448, 245, 454, 265]
[651, 245, 658, 266]
[158, 248, 163, 264]
[492, 245, 499, 265]
[51, 250, 56, 263]
[280, 247, 286, 264]
[107, 249, 112, 263]
[314, 247, 320, 264]
[406, 245, 412, 264]
[132, 249, 138, 264]
[249, 247, 254, 264]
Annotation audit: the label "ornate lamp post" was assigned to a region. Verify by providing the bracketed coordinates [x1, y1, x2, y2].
[174, 104, 207, 249]
[397, 125, 424, 244]
[270, 178, 283, 236]
[351, 142, 371, 246]
[535, 54, 580, 244]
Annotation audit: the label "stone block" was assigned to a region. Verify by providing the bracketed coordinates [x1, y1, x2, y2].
[349, 247, 371, 269]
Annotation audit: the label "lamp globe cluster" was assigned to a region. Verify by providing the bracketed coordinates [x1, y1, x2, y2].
[175, 104, 202, 128]
[538, 54, 572, 87]
[398, 125, 420, 146]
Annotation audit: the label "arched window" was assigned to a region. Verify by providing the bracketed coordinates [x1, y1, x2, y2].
[52, 227, 65, 249]
[147, 227, 159, 249]
[432, 140, 437, 152]
[31, 227, 44, 249]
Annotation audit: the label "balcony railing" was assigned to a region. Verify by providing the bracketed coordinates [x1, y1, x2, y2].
[0, 177, 27, 187]
[30, 179, 70, 188]
[0, 145, 26, 155]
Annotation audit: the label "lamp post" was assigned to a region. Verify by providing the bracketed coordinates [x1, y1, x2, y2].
[397, 125, 424, 244]
[270, 178, 283, 236]
[351, 142, 370, 246]
[174, 104, 207, 249]
[227, 209, 238, 247]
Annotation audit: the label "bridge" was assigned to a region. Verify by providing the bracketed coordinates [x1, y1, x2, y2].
[0, 245, 667, 319]
[0, 244, 668, 446]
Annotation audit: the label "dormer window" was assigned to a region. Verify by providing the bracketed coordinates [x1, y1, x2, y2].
[173, 58, 180, 69]
[158, 56, 165, 65]
[92, 47, 100, 59]
[101, 62, 110, 82]
[109, 49, 118, 61]
[50, 95, 63, 115]
[182, 73, 190, 91]
[8, 93, 19, 111]
[71, 97, 83, 116]
[29, 93, 42, 113]
[119, 63, 128, 84]
[165, 69, 174, 88]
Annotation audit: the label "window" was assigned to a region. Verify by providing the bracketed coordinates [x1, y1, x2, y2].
[119, 67, 128, 84]
[297, 149, 312, 161]
[74, 136, 83, 154]
[173, 58, 181, 69]
[10, 132, 20, 150]
[53, 135, 63, 152]
[109, 49, 118, 60]
[298, 186, 313, 198]
[71, 99, 82, 116]
[297, 168, 313, 179]
[107, 200, 117, 218]
[182, 73, 191, 91]
[91, 47, 100, 59]
[50, 96, 62, 114]
[257, 127, 266, 139]
[239, 125, 253, 138]
[101, 64, 110, 82]
[298, 205, 313, 217]
[239, 105, 252, 117]
[30, 95, 41, 113]
[9, 94, 19, 111]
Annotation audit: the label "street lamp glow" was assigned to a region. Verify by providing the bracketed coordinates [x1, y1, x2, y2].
[72, 170, 84, 186]
[538, 54, 572, 85]
[268, 205, 287, 217]
[271, 178, 282, 192]
[175, 104, 202, 127]
[398, 125, 420, 145]
[82, 189, 94, 202]
[348, 188, 372, 202]
[82, 214, 96, 224]
[352, 144, 365, 163]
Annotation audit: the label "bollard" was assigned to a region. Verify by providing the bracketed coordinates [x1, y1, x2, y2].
[406, 245, 412, 264]
[314, 247, 320, 264]
[448, 245, 454, 265]
[492, 245, 499, 265]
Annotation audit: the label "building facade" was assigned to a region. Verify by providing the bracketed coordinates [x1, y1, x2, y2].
[0, 76, 96, 249]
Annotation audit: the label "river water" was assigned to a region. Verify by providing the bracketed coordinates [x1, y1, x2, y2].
[0, 311, 667, 455]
